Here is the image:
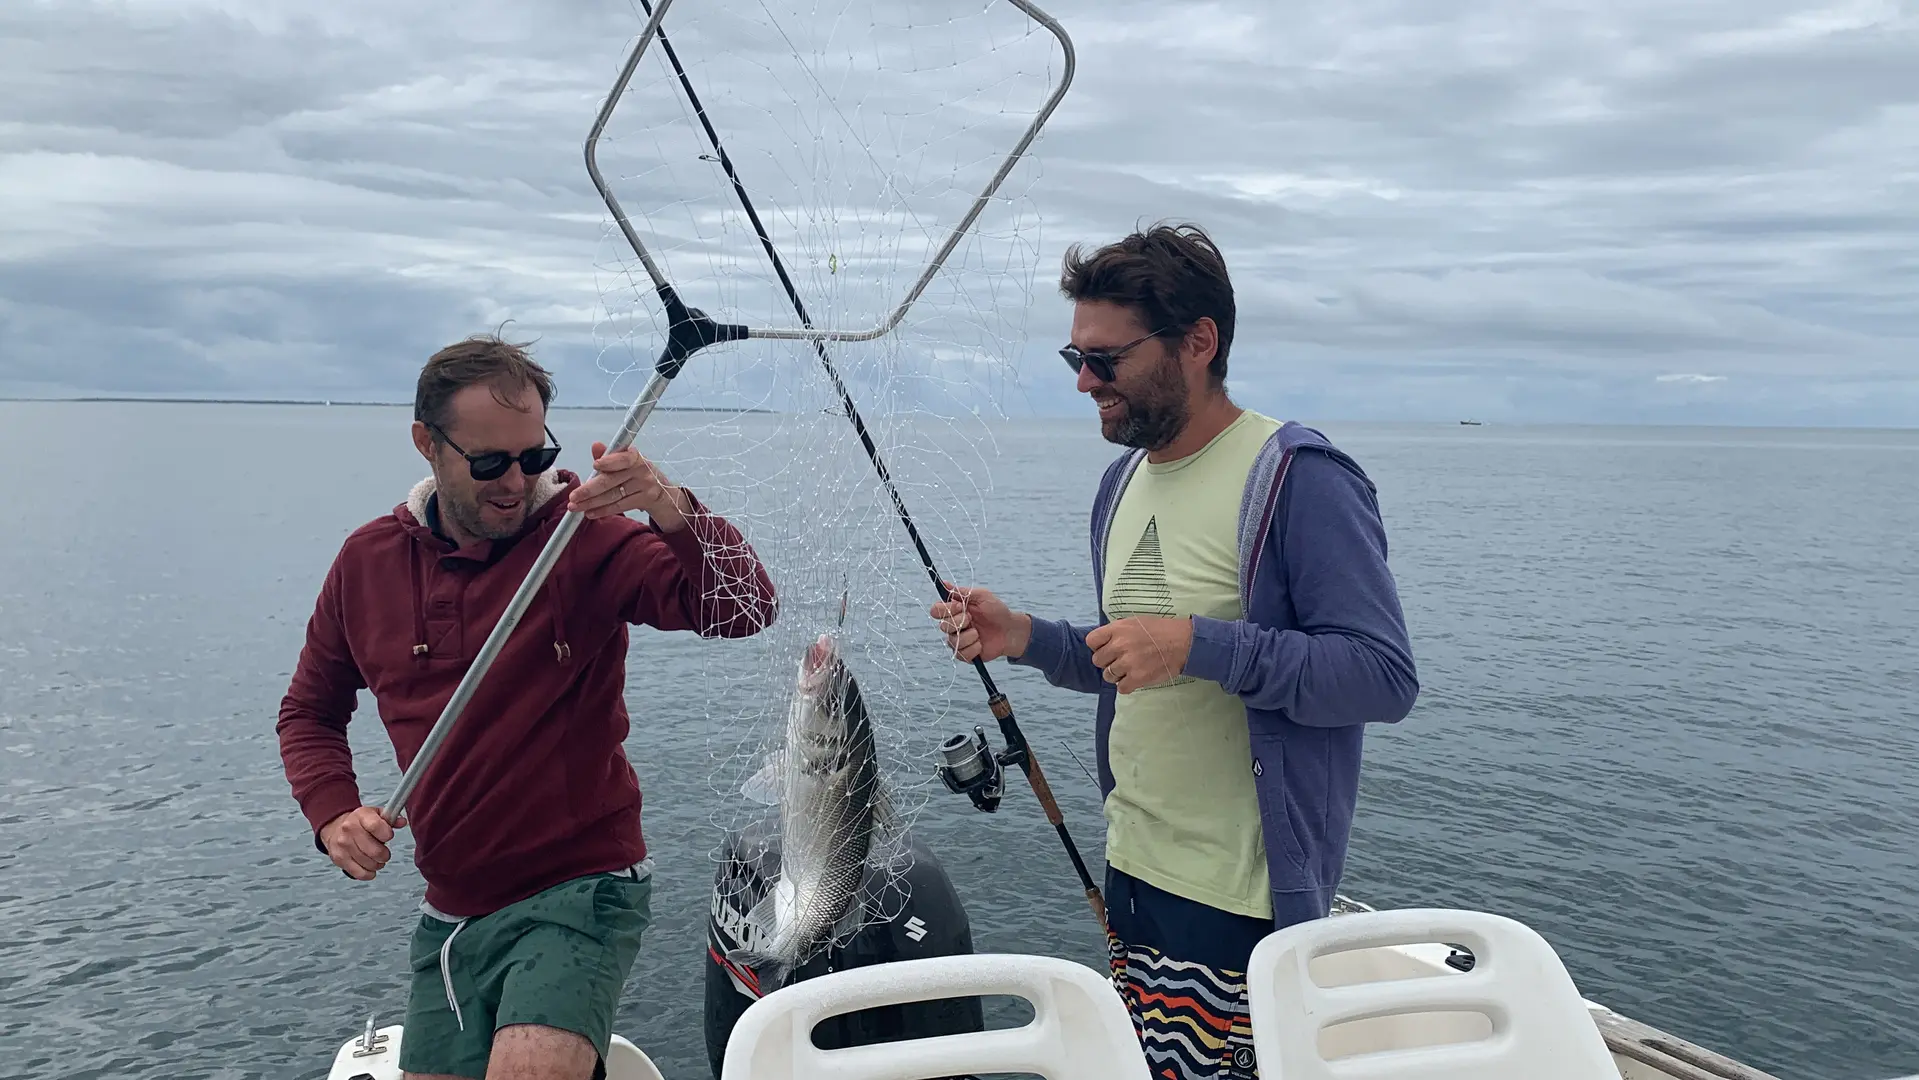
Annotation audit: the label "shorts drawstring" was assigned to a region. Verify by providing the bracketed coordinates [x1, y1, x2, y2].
[417, 860, 649, 1036]
[439, 917, 471, 1032]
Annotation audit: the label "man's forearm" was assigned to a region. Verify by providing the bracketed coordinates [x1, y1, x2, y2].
[280, 558, 370, 849]
[624, 490, 777, 637]
[1184, 617, 1416, 726]
[646, 484, 694, 534]
[277, 706, 364, 849]
[1181, 447, 1417, 726]
[1007, 613, 1108, 694]
[1006, 612, 1034, 660]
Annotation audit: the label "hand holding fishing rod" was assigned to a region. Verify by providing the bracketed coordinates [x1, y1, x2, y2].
[928, 584, 1104, 925]
[930, 583, 1030, 666]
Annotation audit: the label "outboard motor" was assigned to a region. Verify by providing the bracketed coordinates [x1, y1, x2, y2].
[703, 818, 984, 1079]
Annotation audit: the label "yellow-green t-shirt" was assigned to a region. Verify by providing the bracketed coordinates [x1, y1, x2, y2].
[1100, 408, 1281, 919]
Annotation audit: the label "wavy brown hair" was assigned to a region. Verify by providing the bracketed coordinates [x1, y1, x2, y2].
[414, 332, 555, 435]
[1058, 222, 1236, 383]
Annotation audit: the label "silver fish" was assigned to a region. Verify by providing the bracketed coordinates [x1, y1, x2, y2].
[728, 630, 888, 987]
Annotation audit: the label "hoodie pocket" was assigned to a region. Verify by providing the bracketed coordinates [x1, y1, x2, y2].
[1248, 731, 1312, 884]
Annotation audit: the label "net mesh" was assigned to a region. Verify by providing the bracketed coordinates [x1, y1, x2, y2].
[586, 0, 1063, 977]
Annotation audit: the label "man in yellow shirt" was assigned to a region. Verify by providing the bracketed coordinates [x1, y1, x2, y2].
[931, 223, 1418, 1079]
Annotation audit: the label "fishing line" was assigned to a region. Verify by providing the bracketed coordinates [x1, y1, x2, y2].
[1062, 742, 1097, 789]
[632, 0, 1105, 926]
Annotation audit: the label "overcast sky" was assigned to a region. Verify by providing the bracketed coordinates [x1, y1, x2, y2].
[3, 0, 1915, 426]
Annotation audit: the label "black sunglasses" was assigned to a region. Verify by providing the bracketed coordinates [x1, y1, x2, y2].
[1059, 328, 1173, 383]
[429, 423, 562, 481]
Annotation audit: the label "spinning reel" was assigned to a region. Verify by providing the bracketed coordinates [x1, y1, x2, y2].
[932, 705, 1109, 923]
[934, 724, 1019, 814]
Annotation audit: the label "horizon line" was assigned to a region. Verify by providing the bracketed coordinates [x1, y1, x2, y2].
[0, 395, 776, 415]
[2, 395, 1914, 433]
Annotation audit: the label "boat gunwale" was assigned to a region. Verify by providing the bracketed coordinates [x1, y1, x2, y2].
[1329, 894, 1787, 1080]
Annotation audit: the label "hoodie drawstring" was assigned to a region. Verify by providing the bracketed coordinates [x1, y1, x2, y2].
[549, 534, 571, 664]
[404, 501, 573, 665]
[408, 538, 429, 660]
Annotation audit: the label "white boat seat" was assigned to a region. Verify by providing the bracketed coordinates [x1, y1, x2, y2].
[606, 1034, 669, 1080]
[325, 1026, 668, 1080]
[718, 952, 1150, 1080]
[1244, 907, 1616, 1079]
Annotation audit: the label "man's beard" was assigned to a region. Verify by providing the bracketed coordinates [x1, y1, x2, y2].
[1098, 359, 1189, 452]
[442, 485, 527, 541]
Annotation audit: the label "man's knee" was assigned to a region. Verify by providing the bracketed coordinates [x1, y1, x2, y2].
[487, 1023, 599, 1080]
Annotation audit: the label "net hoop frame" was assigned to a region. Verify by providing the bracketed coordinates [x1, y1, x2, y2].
[379, 0, 1079, 835]
[583, 0, 1079, 346]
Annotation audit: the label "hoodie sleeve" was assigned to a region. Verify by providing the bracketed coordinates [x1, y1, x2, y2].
[276, 550, 370, 849]
[615, 489, 779, 637]
[1182, 448, 1418, 727]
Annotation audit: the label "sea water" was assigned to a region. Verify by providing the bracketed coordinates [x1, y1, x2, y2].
[0, 401, 1914, 1079]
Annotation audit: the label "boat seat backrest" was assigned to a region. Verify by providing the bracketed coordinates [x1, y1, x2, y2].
[1245, 908, 1616, 1079]
[605, 1035, 670, 1080]
[718, 953, 1151, 1080]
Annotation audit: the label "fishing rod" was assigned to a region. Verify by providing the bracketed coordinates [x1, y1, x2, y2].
[631, 0, 1103, 926]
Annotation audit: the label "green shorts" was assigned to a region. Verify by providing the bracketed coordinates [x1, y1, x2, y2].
[397, 867, 652, 1078]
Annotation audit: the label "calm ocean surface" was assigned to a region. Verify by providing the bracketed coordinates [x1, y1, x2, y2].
[1, 400, 1915, 1080]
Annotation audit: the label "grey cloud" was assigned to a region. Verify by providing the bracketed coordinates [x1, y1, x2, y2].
[1008, 0, 1919, 421]
[0, 7, 365, 141]
[0, 0, 1914, 428]
[1240, 265, 1881, 355]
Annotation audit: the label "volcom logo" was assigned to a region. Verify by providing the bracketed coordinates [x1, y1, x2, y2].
[904, 916, 928, 942]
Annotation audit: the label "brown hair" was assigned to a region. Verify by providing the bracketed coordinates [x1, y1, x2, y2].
[414, 332, 555, 433]
[1058, 222, 1236, 382]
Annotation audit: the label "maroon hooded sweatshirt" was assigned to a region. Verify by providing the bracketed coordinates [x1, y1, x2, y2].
[276, 467, 777, 917]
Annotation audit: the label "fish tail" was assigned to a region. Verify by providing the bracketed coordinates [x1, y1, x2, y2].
[724, 945, 795, 991]
[726, 891, 798, 989]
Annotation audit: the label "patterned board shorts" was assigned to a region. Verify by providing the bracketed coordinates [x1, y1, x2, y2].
[1103, 868, 1270, 1080]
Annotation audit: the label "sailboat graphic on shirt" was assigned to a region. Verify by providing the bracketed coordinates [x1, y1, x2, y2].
[1106, 516, 1194, 689]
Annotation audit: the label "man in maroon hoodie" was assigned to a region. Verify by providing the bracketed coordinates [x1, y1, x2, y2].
[276, 334, 778, 1080]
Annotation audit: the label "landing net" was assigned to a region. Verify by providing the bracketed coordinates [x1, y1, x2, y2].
[587, 0, 1065, 969]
